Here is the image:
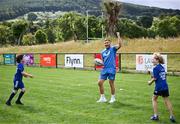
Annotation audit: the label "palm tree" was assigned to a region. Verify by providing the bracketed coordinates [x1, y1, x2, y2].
[103, 0, 121, 37]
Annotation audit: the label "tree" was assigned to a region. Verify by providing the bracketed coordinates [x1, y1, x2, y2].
[35, 29, 48, 44]
[57, 12, 85, 41]
[137, 15, 153, 28]
[103, 0, 121, 37]
[27, 13, 38, 21]
[0, 25, 10, 45]
[7, 29, 16, 45]
[45, 28, 56, 43]
[73, 16, 86, 40]
[11, 20, 28, 45]
[147, 28, 156, 38]
[44, 19, 50, 29]
[28, 22, 40, 35]
[57, 12, 74, 41]
[170, 16, 180, 36]
[87, 16, 103, 39]
[22, 33, 36, 45]
[155, 17, 178, 38]
[117, 18, 147, 38]
[152, 16, 180, 38]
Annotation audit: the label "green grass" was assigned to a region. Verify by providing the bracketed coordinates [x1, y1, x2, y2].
[0, 66, 180, 124]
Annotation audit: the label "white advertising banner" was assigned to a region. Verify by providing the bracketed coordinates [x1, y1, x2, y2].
[136, 54, 167, 72]
[65, 54, 84, 68]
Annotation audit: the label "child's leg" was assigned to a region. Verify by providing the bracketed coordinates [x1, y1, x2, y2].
[152, 95, 158, 115]
[6, 89, 18, 105]
[163, 97, 174, 116]
[16, 88, 25, 103]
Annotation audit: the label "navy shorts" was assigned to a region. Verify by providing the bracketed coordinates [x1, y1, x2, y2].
[154, 90, 169, 97]
[14, 80, 25, 90]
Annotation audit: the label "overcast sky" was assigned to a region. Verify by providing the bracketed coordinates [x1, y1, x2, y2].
[118, 0, 180, 10]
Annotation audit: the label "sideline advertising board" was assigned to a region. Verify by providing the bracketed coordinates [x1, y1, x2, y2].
[136, 54, 167, 72]
[40, 54, 56, 67]
[23, 54, 34, 66]
[65, 54, 84, 68]
[3, 54, 15, 65]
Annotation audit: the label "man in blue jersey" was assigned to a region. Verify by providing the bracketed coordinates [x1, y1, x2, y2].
[6, 54, 33, 106]
[97, 32, 122, 103]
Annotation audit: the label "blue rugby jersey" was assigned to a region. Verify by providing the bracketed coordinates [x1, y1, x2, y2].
[153, 64, 168, 91]
[14, 63, 24, 81]
[101, 46, 117, 74]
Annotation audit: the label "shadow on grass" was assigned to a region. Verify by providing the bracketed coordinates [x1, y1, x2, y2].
[16, 104, 42, 113]
[110, 101, 143, 110]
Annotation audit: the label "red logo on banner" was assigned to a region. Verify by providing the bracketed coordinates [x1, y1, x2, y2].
[40, 54, 56, 67]
[137, 56, 143, 64]
[94, 53, 119, 71]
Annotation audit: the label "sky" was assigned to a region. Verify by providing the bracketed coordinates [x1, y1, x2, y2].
[118, 0, 180, 10]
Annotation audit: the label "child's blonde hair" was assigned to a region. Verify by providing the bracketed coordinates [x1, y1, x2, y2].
[153, 52, 164, 64]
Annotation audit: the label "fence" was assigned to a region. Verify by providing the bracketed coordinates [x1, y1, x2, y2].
[0, 52, 180, 74]
[120, 52, 180, 74]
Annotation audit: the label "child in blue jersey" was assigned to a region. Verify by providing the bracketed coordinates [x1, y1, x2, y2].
[148, 53, 176, 123]
[6, 54, 33, 106]
[97, 32, 122, 103]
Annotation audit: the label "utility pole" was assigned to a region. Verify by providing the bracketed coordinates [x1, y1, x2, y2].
[86, 10, 89, 43]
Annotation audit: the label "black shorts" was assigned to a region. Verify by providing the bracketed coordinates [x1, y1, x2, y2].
[154, 90, 169, 97]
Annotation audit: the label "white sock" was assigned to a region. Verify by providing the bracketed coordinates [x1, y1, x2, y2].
[100, 94, 105, 98]
[111, 95, 115, 99]
[154, 114, 158, 117]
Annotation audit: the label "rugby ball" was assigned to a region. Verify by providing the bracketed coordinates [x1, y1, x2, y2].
[94, 58, 104, 66]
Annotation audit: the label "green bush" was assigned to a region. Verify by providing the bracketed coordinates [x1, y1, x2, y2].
[35, 29, 48, 44]
[45, 28, 56, 43]
[117, 19, 147, 38]
[0, 25, 10, 45]
[22, 33, 36, 45]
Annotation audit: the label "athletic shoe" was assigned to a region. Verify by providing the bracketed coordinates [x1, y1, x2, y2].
[97, 97, 107, 103]
[6, 101, 11, 106]
[150, 115, 159, 121]
[15, 100, 24, 105]
[109, 98, 116, 103]
[170, 116, 176, 123]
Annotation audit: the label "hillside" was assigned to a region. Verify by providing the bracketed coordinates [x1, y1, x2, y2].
[0, 0, 180, 21]
[0, 38, 180, 53]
